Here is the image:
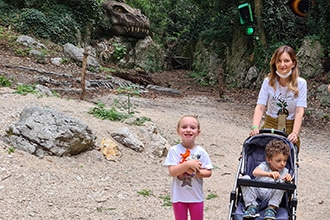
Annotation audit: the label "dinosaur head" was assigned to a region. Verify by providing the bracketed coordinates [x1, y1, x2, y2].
[102, 0, 150, 38]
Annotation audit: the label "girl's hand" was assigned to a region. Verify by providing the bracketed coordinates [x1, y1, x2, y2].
[186, 160, 201, 173]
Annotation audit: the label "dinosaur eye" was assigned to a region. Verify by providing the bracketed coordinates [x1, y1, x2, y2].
[113, 6, 123, 13]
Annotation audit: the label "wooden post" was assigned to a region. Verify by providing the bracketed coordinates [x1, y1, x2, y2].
[218, 68, 224, 98]
[80, 46, 88, 100]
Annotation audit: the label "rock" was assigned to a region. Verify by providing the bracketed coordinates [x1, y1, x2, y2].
[2, 105, 96, 158]
[63, 43, 100, 68]
[16, 35, 46, 49]
[110, 127, 144, 152]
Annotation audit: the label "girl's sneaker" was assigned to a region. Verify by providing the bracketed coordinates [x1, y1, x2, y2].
[243, 205, 259, 218]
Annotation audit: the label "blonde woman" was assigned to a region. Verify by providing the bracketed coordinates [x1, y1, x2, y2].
[250, 46, 307, 149]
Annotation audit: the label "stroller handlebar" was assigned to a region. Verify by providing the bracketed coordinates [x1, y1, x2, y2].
[258, 128, 288, 137]
[237, 178, 296, 190]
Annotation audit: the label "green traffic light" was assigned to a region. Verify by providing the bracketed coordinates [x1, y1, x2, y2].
[246, 27, 255, 35]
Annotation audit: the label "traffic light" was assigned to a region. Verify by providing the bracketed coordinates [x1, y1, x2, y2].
[238, 3, 256, 36]
[245, 26, 255, 36]
[238, 3, 254, 24]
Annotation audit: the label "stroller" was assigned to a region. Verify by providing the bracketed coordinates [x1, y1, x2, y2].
[227, 129, 298, 220]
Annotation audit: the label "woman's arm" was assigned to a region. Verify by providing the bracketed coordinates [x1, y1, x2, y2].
[287, 106, 304, 143]
[250, 104, 266, 136]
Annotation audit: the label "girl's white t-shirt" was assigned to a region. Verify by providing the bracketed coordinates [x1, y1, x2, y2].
[164, 143, 213, 203]
[257, 77, 307, 120]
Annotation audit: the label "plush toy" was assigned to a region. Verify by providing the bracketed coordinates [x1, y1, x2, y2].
[178, 149, 198, 187]
[180, 149, 191, 164]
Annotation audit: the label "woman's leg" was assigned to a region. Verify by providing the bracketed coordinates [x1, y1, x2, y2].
[172, 202, 188, 220]
[188, 202, 204, 220]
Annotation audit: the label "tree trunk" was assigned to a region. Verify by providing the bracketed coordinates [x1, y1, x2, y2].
[254, 0, 267, 45]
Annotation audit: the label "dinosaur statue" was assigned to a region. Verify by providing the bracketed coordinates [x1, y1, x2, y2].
[102, 0, 150, 38]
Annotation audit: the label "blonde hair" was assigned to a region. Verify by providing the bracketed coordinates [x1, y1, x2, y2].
[177, 115, 200, 130]
[268, 45, 299, 98]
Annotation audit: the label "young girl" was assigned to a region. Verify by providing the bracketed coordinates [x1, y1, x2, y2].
[164, 115, 213, 220]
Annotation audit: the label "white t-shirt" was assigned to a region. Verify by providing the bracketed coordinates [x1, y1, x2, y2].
[254, 161, 289, 195]
[257, 77, 307, 120]
[164, 143, 213, 203]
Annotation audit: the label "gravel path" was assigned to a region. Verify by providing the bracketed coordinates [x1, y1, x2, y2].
[0, 87, 329, 219]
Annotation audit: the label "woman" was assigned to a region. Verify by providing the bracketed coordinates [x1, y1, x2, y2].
[250, 45, 307, 149]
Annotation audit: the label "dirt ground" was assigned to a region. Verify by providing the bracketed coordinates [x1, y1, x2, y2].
[0, 39, 329, 219]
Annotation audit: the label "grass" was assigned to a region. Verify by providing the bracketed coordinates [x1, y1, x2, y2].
[206, 192, 218, 200]
[14, 84, 37, 95]
[88, 102, 130, 121]
[159, 194, 172, 206]
[0, 76, 12, 87]
[137, 189, 153, 197]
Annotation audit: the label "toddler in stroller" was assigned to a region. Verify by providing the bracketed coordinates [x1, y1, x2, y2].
[227, 129, 298, 220]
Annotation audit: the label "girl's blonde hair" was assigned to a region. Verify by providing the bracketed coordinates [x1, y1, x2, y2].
[268, 45, 299, 98]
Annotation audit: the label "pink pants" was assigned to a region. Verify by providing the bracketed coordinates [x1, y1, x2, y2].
[172, 202, 204, 220]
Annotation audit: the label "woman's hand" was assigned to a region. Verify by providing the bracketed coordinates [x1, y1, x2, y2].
[250, 125, 259, 136]
[288, 131, 298, 144]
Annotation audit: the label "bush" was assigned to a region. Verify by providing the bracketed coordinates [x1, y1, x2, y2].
[15, 8, 49, 39]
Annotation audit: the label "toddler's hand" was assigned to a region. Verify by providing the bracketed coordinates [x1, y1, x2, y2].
[282, 174, 292, 182]
[269, 171, 280, 179]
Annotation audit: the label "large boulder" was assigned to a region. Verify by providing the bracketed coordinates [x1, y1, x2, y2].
[3, 105, 96, 158]
[297, 38, 324, 79]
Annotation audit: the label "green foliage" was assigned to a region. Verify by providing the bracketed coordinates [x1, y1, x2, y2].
[129, 116, 151, 126]
[88, 102, 130, 121]
[96, 206, 116, 212]
[0, 76, 12, 87]
[159, 194, 172, 207]
[89, 85, 144, 122]
[305, 0, 330, 51]
[113, 43, 127, 60]
[206, 193, 218, 200]
[262, 0, 303, 49]
[14, 84, 37, 95]
[115, 85, 140, 115]
[7, 147, 15, 154]
[2, 0, 101, 44]
[16, 8, 49, 39]
[137, 189, 153, 197]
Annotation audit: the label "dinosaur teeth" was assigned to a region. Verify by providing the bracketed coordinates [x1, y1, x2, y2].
[124, 26, 148, 33]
